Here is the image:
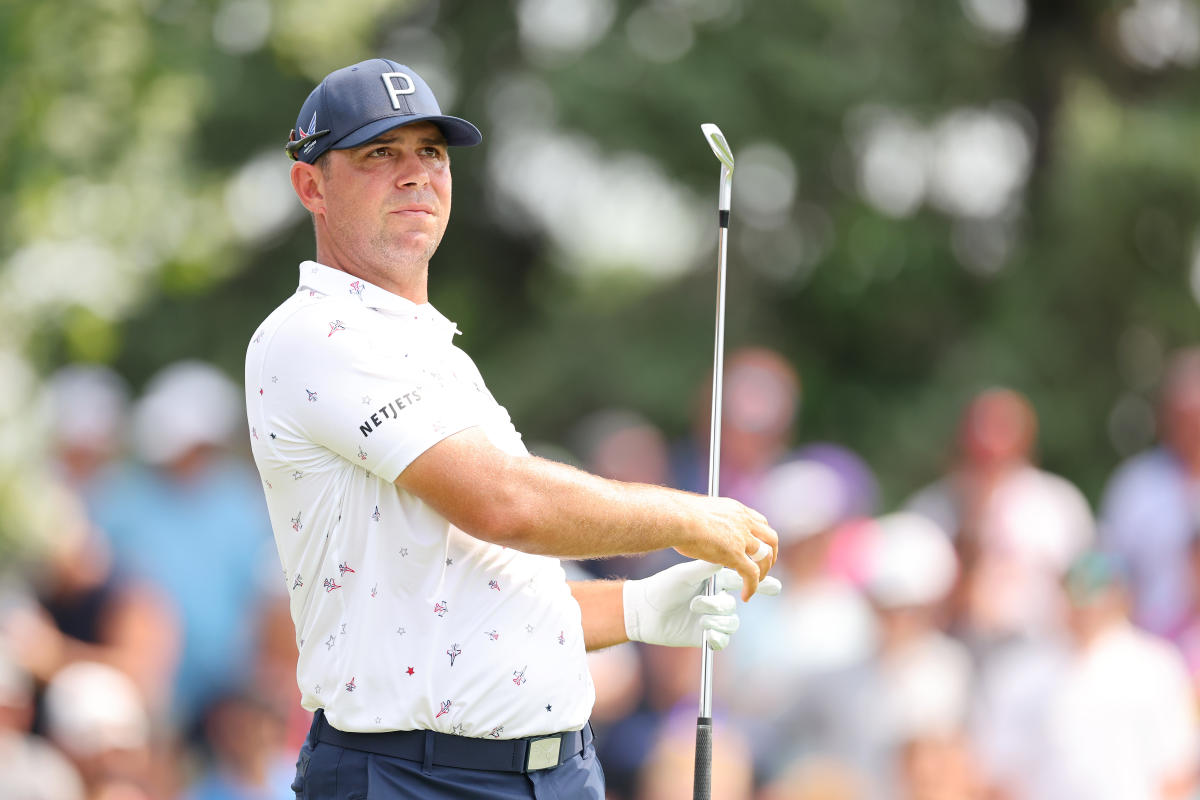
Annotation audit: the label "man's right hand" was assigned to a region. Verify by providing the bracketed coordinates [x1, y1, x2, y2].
[672, 496, 779, 602]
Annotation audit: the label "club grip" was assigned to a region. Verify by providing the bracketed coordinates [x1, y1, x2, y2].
[693, 716, 712, 800]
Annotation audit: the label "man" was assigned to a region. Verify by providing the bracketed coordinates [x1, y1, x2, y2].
[1100, 347, 1200, 637]
[903, 388, 1094, 643]
[245, 59, 780, 799]
[971, 552, 1198, 800]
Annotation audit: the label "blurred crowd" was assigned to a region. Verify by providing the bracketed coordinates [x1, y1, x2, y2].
[5, 345, 1200, 800]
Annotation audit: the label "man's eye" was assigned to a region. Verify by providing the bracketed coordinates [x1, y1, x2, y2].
[368, 147, 390, 158]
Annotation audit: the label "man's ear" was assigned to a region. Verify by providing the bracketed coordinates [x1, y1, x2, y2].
[290, 161, 326, 217]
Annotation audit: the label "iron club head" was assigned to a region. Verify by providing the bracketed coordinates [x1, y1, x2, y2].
[700, 123, 734, 172]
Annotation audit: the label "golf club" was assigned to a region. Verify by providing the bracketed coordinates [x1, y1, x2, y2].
[694, 122, 734, 800]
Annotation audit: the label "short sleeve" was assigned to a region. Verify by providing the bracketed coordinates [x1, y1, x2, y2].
[261, 303, 480, 482]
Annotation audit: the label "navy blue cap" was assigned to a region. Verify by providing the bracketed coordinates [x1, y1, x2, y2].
[286, 59, 482, 163]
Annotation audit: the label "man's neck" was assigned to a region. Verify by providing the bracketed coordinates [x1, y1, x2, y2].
[314, 246, 430, 304]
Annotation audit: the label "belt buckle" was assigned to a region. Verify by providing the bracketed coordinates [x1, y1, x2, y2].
[526, 735, 561, 771]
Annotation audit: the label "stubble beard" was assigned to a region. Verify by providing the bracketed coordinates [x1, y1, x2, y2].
[368, 226, 442, 284]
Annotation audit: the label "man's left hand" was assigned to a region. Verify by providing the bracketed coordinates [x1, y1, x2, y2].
[622, 559, 782, 650]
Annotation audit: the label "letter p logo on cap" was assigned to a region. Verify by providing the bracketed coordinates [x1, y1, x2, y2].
[382, 72, 416, 110]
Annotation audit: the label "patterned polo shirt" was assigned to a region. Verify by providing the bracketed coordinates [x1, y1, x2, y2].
[244, 261, 593, 737]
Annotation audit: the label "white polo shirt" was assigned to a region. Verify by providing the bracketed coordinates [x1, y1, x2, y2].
[244, 261, 594, 738]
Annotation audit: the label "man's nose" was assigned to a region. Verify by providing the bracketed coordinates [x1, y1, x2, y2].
[394, 152, 430, 188]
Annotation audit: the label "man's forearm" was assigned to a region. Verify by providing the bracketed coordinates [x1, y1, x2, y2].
[568, 579, 628, 651]
[397, 427, 776, 598]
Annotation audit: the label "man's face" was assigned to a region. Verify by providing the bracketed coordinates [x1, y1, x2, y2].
[307, 121, 452, 283]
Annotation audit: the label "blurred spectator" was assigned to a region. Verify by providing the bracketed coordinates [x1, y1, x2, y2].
[1172, 531, 1200, 694]
[0, 488, 178, 726]
[971, 551, 1198, 800]
[43, 365, 131, 497]
[896, 734, 985, 800]
[181, 690, 293, 800]
[756, 756, 864, 800]
[635, 709, 755, 800]
[1100, 347, 1200, 638]
[904, 388, 1094, 643]
[672, 347, 801, 505]
[728, 459, 876, 721]
[43, 661, 155, 800]
[598, 643, 707, 800]
[784, 513, 971, 800]
[0, 643, 85, 800]
[244, 591, 308, 756]
[791, 442, 881, 521]
[89, 361, 275, 731]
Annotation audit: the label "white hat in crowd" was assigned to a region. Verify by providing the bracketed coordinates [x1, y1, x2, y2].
[131, 360, 241, 465]
[43, 661, 150, 757]
[755, 458, 846, 544]
[861, 512, 958, 608]
[44, 364, 130, 450]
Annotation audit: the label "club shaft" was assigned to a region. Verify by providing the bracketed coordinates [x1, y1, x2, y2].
[695, 127, 732, 800]
[698, 222, 728, 718]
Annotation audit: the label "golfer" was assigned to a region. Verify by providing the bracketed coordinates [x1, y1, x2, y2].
[245, 58, 779, 799]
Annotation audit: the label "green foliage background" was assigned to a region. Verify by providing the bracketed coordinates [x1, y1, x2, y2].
[4, 0, 1200, 545]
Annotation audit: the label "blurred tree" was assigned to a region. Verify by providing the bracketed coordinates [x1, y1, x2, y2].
[5, 0, 1200, 549]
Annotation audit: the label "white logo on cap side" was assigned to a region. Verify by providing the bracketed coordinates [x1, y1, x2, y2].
[381, 72, 416, 110]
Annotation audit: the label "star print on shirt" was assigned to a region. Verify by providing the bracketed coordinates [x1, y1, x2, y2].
[271, 376, 278, 383]
[546, 705, 552, 712]
[406, 667, 414, 675]
[325, 635, 336, 650]
[445, 558, 453, 566]
[397, 627, 406, 636]
[451, 723, 466, 736]
[525, 624, 534, 634]
[269, 432, 277, 439]
[400, 548, 408, 557]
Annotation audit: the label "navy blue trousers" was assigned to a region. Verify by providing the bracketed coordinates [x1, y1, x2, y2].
[290, 716, 606, 799]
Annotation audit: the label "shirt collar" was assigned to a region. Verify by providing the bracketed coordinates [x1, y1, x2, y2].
[297, 261, 461, 338]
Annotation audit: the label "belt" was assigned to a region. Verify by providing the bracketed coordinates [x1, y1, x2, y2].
[312, 709, 591, 773]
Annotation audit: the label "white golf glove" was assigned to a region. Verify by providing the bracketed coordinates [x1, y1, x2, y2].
[623, 559, 783, 650]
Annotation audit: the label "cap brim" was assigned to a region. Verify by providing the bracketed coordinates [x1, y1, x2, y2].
[332, 114, 482, 150]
